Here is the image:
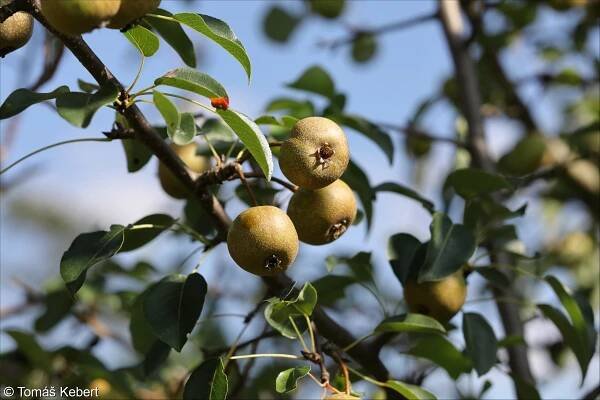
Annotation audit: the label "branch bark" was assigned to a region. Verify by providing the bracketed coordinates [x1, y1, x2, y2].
[15, 0, 390, 383]
[438, 0, 535, 395]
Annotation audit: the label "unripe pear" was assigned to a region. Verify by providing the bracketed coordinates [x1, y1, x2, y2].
[0, 1, 33, 56]
[287, 179, 356, 245]
[553, 231, 595, 267]
[108, 0, 161, 29]
[404, 271, 467, 322]
[227, 206, 299, 276]
[498, 134, 547, 176]
[279, 117, 350, 189]
[40, 0, 121, 35]
[158, 143, 210, 199]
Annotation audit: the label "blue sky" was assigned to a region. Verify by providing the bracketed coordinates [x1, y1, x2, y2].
[1, 1, 598, 398]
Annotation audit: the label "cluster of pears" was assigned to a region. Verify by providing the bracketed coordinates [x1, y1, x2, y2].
[39, 0, 160, 35]
[0, 0, 34, 56]
[228, 117, 356, 276]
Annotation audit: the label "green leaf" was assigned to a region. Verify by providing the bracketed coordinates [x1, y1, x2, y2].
[5, 330, 52, 372]
[375, 182, 435, 213]
[542, 275, 595, 381]
[473, 266, 510, 289]
[463, 313, 498, 375]
[352, 32, 378, 63]
[184, 358, 228, 400]
[34, 289, 73, 332]
[266, 97, 315, 119]
[174, 112, 197, 145]
[335, 114, 394, 164]
[388, 233, 424, 285]
[409, 335, 472, 379]
[124, 25, 160, 56]
[56, 84, 119, 128]
[255, 115, 298, 128]
[386, 380, 437, 400]
[308, 0, 345, 18]
[185, 198, 218, 237]
[0, 86, 69, 119]
[376, 313, 446, 335]
[511, 373, 541, 400]
[155, 68, 228, 100]
[77, 79, 99, 93]
[146, 9, 196, 67]
[143, 273, 207, 351]
[311, 275, 356, 307]
[418, 213, 476, 282]
[121, 213, 175, 252]
[275, 366, 310, 393]
[263, 6, 301, 43]
[287, 65, 335, 98]
[60, 225, 126, 294]
[153, 90, 180, 139]
[130, 292, 158, 354]
[142, 340, 171, 377]
[174, 13, 251, 80]
[447, 168, 512, 199]
[217, 109, 273, 180]
[122, 138, 153, 173]
[342, 160, 375, 229]
[264, 283, 317, 339]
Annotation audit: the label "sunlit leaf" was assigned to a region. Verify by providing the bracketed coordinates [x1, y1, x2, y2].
[174, 13, 251, 80]
[153, 90, 180, 139]
[217, 109, 273, 180]
[375, 314, 446, 335]
[264, 283, 317, 338]
[155, 68, 228, 100]
[386, 380, 437, 400]
[124, 25, 160, 56]
[275, 366, 310, 393]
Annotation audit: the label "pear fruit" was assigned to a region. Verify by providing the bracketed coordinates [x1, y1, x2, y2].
[158, 142, 210, 199]
[552, 231, 595, 267]
[108, 0, 161, 29]
[498, 134, 547, 176]
[279, 117, 350, 189]
[0, 1, 33, 56]
[40, 0, 121, 35]
[227, 206, 299, 276]
[287, 179, 356, 245]
[404, 271, 467, 322]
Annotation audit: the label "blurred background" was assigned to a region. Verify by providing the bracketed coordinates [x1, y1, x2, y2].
[1, 1, 598, 399]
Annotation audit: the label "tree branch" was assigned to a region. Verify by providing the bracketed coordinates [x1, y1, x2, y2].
[438, 0, 535, 394]
[20, 0, 390, 382]
[319, 11, 437, 50]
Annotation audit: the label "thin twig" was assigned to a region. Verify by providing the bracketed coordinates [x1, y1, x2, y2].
[319, 11, 437, 49]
